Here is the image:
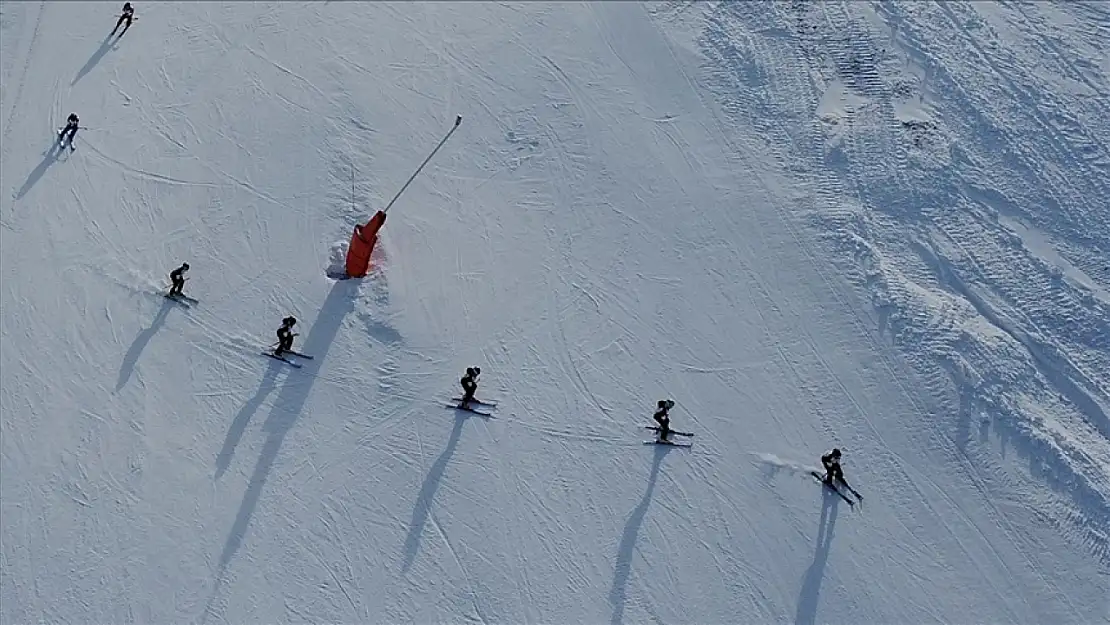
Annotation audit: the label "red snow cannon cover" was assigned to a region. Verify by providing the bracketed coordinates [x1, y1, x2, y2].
[345, 210, 386, 278]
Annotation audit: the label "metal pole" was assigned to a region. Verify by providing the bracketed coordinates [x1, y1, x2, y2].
[382, 115, 462, 214]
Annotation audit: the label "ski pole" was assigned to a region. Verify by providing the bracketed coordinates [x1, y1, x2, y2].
[382, 115, 462, 214]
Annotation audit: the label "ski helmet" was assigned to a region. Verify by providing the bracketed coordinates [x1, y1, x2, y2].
[466, 367, 476, 376]
[182, 262, 189, 271]
[831, 448, 841, 458]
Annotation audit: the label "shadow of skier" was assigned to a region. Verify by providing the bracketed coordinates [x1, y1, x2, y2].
[214, 360, 281, 479]
[217, 279, 356, 570]
[401, 412, 470, 573]
[609, 444, 670, 625]
[794, 486, 841, 625]
[14, 142, 65, 200]
[115, 298, 174, 391]
[72, 32, 117, 85]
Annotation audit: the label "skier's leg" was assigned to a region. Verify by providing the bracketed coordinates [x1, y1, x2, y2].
[119, 17, 132, 35]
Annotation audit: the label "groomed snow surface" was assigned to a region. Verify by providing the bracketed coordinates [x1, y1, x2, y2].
[2, 2, 1108, 623]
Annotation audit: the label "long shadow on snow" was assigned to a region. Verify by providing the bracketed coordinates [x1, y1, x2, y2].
[14, 141, 67, 201]
[215, 360, 281, 480]
[609, 445, 670, 625]
[401, 412, 471, 573]
[218, 280, 356, 570]
[794, 486, 841, 625]
[116, 297, 175, 391]
[72, 32, 118, 85]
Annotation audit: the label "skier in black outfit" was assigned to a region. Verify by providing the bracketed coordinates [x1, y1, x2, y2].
[112, 3, 135, 36]
[59, 113, 79, 147]
[653, 399, 675, 442]
[821, 448, 844, 485]
[274, 316, 297, 357]
[459, 367, 480, 407]
[168, 262, 189, 297]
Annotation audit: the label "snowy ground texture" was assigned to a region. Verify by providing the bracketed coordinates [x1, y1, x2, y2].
[2, 1, 1108, 623]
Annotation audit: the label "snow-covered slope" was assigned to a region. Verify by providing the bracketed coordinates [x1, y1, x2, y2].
[2, 1, 1106, 623]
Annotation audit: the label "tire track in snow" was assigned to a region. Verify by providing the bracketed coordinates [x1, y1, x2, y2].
[768, 4, 1105, 586]
[935, 0, 1102, 577]
[696, 2, 1102, 616]
[834, 2, 1105, 592]
[873, 1, 1110, 570]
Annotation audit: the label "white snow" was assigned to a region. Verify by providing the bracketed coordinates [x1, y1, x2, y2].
[2, 1, 1108, 623]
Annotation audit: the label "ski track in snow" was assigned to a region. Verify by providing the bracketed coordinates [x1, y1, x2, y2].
[2, 1, 1108, 624]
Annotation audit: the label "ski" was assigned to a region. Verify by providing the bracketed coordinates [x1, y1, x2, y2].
[811, 472, 854, 506]
[283, 350, 314, 360]
[165, 293, 197, 304]
[445, 404, 493, 418]
[262, 352, 301, 368]
[644, 426, 694, 437]
[450, 397, 496, 406]
[837, 479, 863, 501]
[162, 286, 197, 303]
[643, 440, 692, 448]
[163, 294, 191, 307]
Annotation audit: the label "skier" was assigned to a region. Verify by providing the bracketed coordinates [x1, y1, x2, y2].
[59, 113, 79, 147]
[653, 399, 675, 442]
[459, 367, 480, 407]
[112, 3, 135, 36]
[274, 316, 297, 357]
[821, 448, 845, 485]
[168, 262, 189, 297]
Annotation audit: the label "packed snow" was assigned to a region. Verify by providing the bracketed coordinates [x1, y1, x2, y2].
[2, 1, 1107, 623]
